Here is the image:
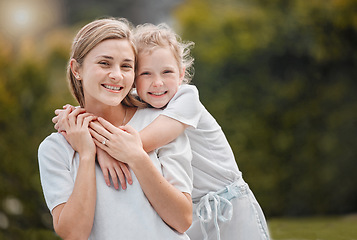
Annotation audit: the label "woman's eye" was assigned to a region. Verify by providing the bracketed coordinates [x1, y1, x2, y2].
[122, 64, 133, 69]
[99, 61, 109, 66]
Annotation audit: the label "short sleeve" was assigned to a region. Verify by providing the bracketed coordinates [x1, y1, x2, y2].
[161, 85, 202, 128]
[156, 132, 193, 194]
[38, 133, 76, 212]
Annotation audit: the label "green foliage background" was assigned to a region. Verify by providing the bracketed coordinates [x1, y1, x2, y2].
[174, 0, 357, 217]
[0, 0, 356, 238]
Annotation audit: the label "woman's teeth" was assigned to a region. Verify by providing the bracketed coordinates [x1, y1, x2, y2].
[103, 84, 122, 91]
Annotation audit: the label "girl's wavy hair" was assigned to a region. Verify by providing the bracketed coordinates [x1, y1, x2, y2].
[133, 23, 195, 84]
[67, 17, 141, 107]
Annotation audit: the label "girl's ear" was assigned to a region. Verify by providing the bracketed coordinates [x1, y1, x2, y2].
[179, 67, 185, 85]
[70, 59, 82, 80]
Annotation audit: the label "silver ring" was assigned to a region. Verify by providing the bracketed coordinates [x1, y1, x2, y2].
[102, 139, 107, 145]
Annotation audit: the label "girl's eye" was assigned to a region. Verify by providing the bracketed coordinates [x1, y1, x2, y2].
[163, 70, 173, 74]
[140, 72, 150, 76]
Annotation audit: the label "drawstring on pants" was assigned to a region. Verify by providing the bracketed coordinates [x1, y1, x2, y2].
[195, 182, 249, 240]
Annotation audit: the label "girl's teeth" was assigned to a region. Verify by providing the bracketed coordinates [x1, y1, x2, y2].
[151, 92, 165, 96]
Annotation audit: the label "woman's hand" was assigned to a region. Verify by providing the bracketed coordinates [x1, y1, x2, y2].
[60, 108, 97, 159]
[89, 117, 146, 166]
[96, 147, 132, 189]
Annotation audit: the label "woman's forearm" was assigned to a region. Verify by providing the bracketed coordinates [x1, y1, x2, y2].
[52, 155, 97, 239]
[131, 150, 192, 233]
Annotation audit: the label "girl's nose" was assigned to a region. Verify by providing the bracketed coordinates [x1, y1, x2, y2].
[152, 77, 164, 87]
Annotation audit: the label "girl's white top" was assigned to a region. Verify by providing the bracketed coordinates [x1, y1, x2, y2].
[161, 85, 241, 201]
[38, 108, 193, 240]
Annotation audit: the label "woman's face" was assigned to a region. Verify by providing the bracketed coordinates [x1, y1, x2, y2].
[77, 39, 135, 108]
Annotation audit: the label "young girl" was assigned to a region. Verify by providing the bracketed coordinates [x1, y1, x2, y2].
[134, 23, 270, 240]
[54, 23, 270, 240]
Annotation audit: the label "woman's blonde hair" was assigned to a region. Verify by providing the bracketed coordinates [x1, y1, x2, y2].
[67, 17, 140, 107]
[134, 23, 195, 84]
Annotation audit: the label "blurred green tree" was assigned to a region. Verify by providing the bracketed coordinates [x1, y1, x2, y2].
[175, 0, 357, 216]
[0, 29, 73, 239]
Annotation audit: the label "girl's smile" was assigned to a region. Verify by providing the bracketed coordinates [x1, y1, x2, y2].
[135, 47, 184, 108]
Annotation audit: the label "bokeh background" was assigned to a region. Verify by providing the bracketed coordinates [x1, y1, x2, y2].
[0, 0, 356, 239]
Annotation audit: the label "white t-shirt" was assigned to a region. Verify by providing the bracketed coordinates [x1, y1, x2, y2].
[161, 84, 241, 201]
[38, 107, 193, 240]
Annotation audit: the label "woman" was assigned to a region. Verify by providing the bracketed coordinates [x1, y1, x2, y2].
[38, 18, 193, 240]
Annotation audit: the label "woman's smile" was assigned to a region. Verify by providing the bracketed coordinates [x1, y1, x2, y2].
[102, 84, 124, 92]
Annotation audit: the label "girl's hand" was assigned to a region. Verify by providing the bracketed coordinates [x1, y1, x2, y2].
[89, 117, 146, 166]
[60, 108, 97, 159]
[52, 104, 78, 132]
[96, 147, 132, 190]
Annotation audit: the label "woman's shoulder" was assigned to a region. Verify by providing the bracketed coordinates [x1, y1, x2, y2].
[38, 132, 75, 160]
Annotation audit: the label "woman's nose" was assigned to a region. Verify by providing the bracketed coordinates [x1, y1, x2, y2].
[109, 66, 123, 81]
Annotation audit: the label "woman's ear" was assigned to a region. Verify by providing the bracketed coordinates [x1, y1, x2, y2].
[70, 59, 82, 80]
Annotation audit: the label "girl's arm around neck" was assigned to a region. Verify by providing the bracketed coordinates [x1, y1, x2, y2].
[140, 85, 200, 153]
[140, 115, 188, 153]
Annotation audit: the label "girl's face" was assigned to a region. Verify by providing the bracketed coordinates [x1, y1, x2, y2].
[135, 47, 184, 108]
[75, 39, 135, 108]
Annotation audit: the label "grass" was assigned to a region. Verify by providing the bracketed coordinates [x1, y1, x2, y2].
[1, 215, 356, 240]
[268, 214, 357, 240]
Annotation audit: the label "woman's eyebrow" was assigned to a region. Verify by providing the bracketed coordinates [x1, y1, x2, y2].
[96, 55, 134, 62]
[96, 55, 113, 60]
[123, 58, 134, 63]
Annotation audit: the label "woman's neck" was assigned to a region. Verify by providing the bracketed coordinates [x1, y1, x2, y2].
[85, 103, 130, 127]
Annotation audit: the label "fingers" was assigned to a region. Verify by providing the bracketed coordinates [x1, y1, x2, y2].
[97, 117, 119, 134]
[56, 107, 72, 132]
[89, 121, 113, 143]
[63, 104, 75, 110]
[53, 105, 75, 126]
[109, 167, 120, 190]
[67, 108, 87, 126]
[77, 113, 97, 128]
[101, 167, 111, 187]
[52, 115, 59, 125]
[89, 128, 109, 149]
[118, 124, 134, 133]
[119, 162, 132, 185]
[115, 165, 127, 190]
